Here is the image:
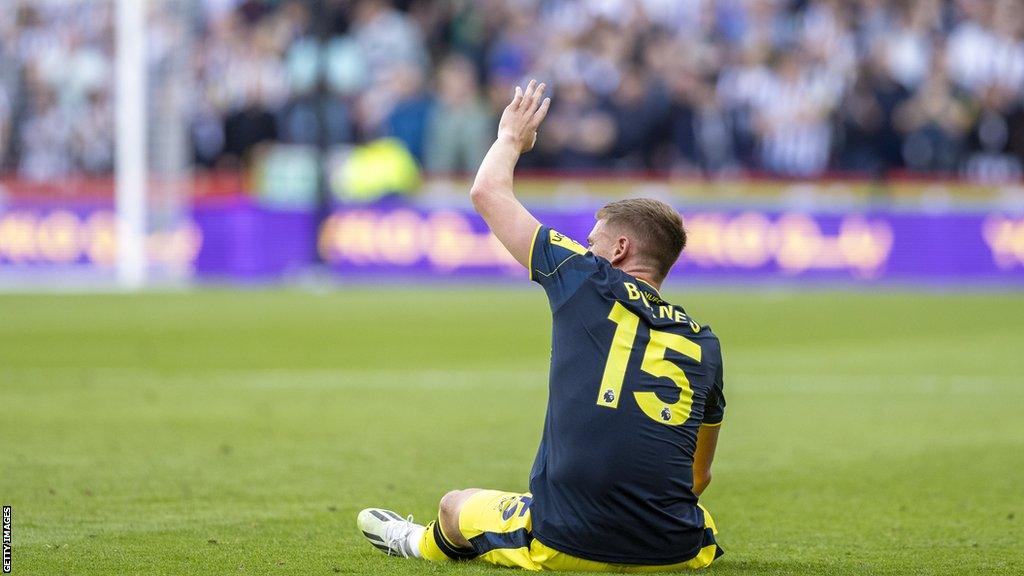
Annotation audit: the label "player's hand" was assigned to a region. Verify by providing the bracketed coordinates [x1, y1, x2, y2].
[498, 79, 551, 154]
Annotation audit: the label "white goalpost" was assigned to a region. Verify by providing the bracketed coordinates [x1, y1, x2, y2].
[115, 0, 148, 289]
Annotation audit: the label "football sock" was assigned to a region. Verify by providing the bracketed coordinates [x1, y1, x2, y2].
[419, 519, 477, 562]
[406, 524, 425, 558]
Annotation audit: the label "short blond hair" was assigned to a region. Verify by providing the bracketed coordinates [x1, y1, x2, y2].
[595, 198, 686, 282]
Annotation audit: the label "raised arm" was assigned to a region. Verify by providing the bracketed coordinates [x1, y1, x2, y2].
[469, 79, 551, 267]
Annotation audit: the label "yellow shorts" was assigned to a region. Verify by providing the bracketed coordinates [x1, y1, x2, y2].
[457, 490, 722, 572]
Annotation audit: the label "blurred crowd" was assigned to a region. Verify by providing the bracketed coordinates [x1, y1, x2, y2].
[2, 0, 1024, 182]
[0, 3, 115, 180]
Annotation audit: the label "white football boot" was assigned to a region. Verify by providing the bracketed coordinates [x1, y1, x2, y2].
[357, 508, 421, 558]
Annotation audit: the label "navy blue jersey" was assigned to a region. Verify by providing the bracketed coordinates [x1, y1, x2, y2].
[527, 225, 726, 565]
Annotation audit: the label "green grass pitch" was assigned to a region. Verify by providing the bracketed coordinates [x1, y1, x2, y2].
[1, 288, 1022, 575]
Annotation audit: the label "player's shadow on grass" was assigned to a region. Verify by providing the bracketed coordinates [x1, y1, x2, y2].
[701, 558, 846, 575]
[459, 558, 840, 576]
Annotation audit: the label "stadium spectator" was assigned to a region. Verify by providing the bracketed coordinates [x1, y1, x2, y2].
[383, 63, 432, 163]
[893, 64, 972, 172]
[752, 49, 838, 177]
[540, 79, 617, 170]
[835, 58, 908, 176]
[424, 55, 491, 173]
[963, 85, 1024, 182]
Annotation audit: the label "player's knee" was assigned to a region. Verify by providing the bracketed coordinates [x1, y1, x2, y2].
[440, 490, 484, 523]
[437, 490, 474, 548]
[438, 490, 465, 519]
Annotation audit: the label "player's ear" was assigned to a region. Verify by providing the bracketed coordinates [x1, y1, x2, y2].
[610, 236, 629, 265]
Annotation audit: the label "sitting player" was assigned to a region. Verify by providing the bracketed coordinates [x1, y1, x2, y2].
[358, 80, 726, 572]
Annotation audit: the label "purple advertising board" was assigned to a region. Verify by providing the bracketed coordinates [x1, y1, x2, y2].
[318, 204, 1024, 284]
[0, 199, 316, 280]
[2, 199, 1024, 284]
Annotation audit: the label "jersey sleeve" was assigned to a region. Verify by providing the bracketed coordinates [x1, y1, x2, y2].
[702, 357, 726, 426]
[529, 225, 599, 310]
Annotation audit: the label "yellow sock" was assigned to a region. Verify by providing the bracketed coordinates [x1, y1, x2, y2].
[419, 519, 477, 562]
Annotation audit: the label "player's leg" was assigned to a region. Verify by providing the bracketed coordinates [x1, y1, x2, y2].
[431, 495, 723, 572]
[432, 489, 540, 569]
[355, 489, 482, 561]
[357, 488, 539, 569]
[437, 488, 480, 547]
[418, 488, 483, 560]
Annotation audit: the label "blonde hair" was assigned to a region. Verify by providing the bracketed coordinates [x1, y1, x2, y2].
[595, 198, 686, 282]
